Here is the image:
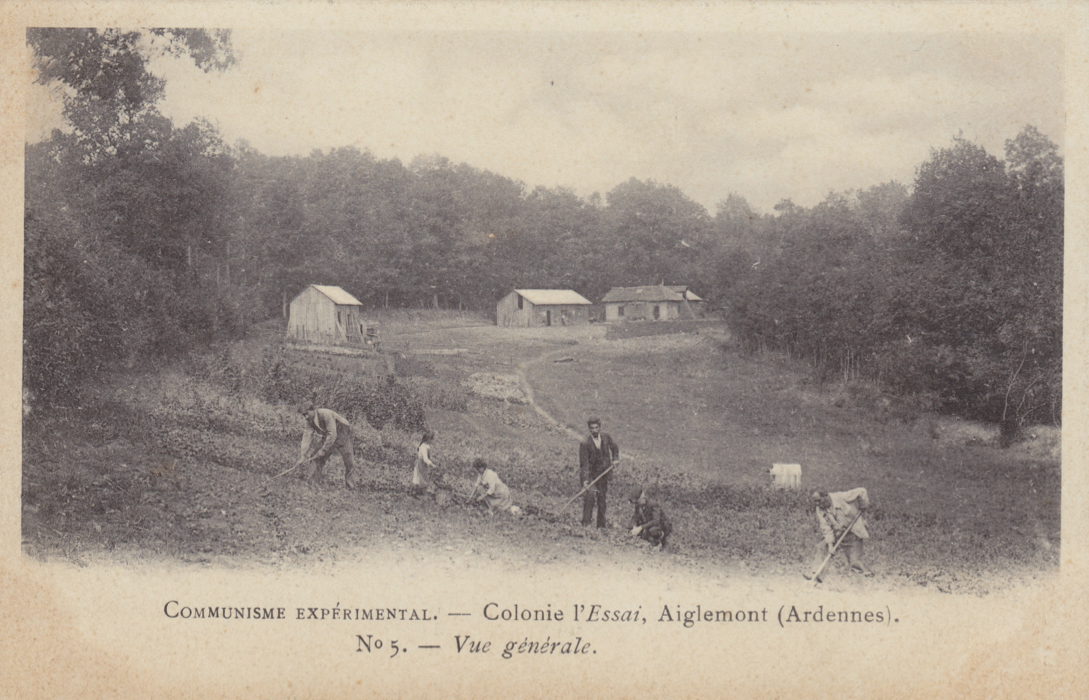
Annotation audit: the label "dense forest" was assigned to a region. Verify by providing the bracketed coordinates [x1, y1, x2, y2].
[24, 29, 1062, 437]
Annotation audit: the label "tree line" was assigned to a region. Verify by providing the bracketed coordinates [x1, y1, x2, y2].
[25, 29, 1062, 436]
[728, 129, 1062, 437]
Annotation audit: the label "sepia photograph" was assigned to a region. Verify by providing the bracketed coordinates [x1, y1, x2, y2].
[4, 3, 1087, 698]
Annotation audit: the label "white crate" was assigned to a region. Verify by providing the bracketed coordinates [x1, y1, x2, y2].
[769, 463, 802, 489]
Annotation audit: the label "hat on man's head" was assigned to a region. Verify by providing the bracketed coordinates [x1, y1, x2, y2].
[297, 400, 315, 415]
[626, 485, 646, 503]
[811, 491, 828, 501]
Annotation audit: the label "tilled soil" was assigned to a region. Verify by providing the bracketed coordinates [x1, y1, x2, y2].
[20, 325, 1059, 596]
[21, 432, 1054, 597]
[21, 440, 699, 583]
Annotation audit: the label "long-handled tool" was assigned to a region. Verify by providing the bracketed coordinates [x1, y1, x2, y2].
[562, 463, 616, 510]
[270, 453, 321, 481]
[808, 509, 863, 584]
[464, 475, 482, 504]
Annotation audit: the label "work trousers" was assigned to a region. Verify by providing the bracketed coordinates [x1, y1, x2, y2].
[303, 431, 358, 488]
[582, 475, 609, 527]
[811, 532, 865, 573]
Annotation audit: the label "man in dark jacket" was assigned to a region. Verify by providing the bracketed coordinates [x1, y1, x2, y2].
[579, 418, 620, 528]
[298, 401, 358, 488]
[627, 485, 672, 549]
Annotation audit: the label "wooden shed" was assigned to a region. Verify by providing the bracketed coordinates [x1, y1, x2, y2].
[496, 289, 592, 327]
[288, 285, 366, 344]
[601, 285, 695, 322]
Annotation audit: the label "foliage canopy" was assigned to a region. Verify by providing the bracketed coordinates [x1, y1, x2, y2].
[25, 32, 1062, 433]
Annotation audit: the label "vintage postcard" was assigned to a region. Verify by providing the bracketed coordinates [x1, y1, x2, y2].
[3, 2, 1087, 698]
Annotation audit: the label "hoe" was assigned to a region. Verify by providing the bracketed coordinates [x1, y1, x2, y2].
[807, 510, 863, 585]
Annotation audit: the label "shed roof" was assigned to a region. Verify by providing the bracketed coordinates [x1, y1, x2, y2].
[514, 289, 592, 306]
[600, 285, 685, 303]
[665, 285, 705, 302]
[307, 285, 364, 306]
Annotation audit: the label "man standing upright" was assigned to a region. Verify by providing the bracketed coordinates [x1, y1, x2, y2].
[579, 417, 620, 528]
[298, 401, 359, 489]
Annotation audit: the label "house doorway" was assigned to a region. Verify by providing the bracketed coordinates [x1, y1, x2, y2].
[546, 310, 552, 326]
[652, 305, 660, 320]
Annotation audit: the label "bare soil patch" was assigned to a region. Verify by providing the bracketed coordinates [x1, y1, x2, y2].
[22, 319, 1059, 595]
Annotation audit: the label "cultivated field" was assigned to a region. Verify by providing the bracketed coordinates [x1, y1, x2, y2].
[21, 311, 1060, 595]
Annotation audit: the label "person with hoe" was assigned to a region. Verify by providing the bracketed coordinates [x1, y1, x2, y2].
[804, 487, 874, 582]
[626, 485, 672, 550]
[467, 458, 519, 515]
[579, 417, 620, 528]
[297, 401, 359, 489]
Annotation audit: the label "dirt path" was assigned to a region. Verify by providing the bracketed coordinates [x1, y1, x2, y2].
[514, 349, 584, 442]
[514, 334, 707, 462]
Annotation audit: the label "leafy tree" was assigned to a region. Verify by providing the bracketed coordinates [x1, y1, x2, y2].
[25, 29, 238, 404]
[490, 186, 606, 300]
[891, 129, 1062, 431]
[30, 32, 1055, 440]
[603, 178, 713, 290]
[724, 126, 1061, 436]
[728, 192, 887, 381]
[854, 181, 909, 242]
[28, 29, 232, 161]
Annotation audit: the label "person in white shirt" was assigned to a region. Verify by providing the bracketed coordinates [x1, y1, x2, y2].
[804, 487, 874, 581]
[412, 431, 438, 496]
[469, 458, 515, 513]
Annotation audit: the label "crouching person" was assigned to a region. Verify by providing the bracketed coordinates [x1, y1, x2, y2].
[627, 485, 672, 550]
[469, 458, 519, 515]
[804, 487, 873, 582]
[298, 401, 359, 488]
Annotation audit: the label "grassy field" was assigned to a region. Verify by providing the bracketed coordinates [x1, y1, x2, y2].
[21, 312, 1060, 594]
[525, 328, 1060, 584]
